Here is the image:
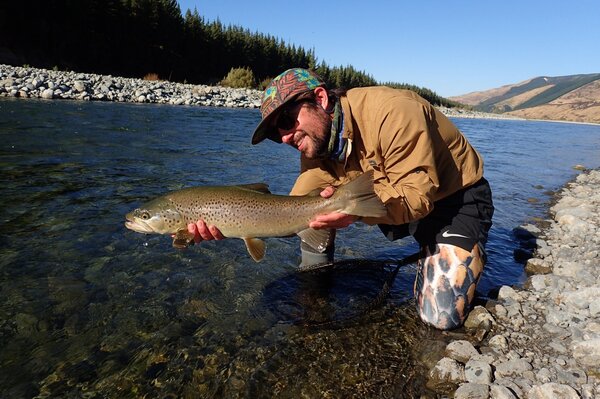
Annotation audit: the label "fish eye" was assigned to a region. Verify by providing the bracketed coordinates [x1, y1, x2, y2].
[140, 211, 151, 220]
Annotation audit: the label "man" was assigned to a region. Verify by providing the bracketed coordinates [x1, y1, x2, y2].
[189, 68, 494, 330]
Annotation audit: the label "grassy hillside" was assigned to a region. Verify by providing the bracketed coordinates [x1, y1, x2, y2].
[450, 73, 600, 123]
[477, 73, 600, 112]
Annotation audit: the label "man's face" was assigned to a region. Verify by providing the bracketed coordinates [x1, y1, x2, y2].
[275, 101, 331, 159]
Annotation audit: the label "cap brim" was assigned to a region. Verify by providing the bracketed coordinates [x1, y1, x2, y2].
[251, 111, 282, 145]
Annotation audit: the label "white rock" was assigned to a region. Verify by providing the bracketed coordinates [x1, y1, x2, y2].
[40, 88, 54, 99]
[488, 335, 509, 352]
[526, 383, 579, 399]
[465, 359, 493, 384]
[454, 383, 489, 399]
[429, 357, 465, 384]
[571, 339, 600, 370]
[494, 359, 532, 379]
[490, 384, 517, 399]
[445, 340, 479, 363]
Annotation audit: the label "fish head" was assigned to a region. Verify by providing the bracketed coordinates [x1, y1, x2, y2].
[125, 198, 184, 234]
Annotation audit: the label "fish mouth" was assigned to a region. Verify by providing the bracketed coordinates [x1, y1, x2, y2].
[125, 217, 154, 233]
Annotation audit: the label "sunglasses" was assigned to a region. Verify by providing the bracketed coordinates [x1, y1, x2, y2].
[275, 99, 313, 131]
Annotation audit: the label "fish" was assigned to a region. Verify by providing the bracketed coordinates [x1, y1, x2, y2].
[125, 170, 386, 262]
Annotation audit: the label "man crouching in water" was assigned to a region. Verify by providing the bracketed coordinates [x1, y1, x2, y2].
[189, 68, 494, 330]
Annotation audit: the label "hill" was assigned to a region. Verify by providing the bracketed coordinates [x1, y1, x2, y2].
[450, 73, 600, 124]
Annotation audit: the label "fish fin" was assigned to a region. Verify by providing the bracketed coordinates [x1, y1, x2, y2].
[335, 170, 387, 218]
[243, 237, 266, 262]
[306, 187, 323, 197]
[235, 183, 271, 194]
[297, 228, 333, 253]
[173, 228, 195, 249]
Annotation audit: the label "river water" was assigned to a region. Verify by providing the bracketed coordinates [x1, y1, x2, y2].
[1, 98, 599, 397]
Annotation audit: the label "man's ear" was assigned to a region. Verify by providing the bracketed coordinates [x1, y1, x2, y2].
[313, 87, 329, 111]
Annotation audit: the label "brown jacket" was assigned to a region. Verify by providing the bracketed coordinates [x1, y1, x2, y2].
[289, 86, 484, 225]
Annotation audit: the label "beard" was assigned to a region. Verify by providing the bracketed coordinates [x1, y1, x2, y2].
[303, 106, 332, 159]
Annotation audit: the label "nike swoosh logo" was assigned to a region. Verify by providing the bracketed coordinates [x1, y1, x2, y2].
[442, 230, 470, 239]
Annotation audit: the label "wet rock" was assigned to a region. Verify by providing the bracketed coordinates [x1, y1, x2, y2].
[427, 357, 465, 392]
[464, 305, 495, 332]
[525, 258, 552, 275]
[445, 340, 479, 363]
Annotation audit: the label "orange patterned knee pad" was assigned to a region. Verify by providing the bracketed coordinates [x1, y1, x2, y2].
[414, 243, 484, 330]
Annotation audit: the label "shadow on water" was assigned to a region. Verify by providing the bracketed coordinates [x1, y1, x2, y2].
[1, 98, 599, 397]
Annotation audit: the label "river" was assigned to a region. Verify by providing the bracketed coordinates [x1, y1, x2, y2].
[1, 98, 599, 397]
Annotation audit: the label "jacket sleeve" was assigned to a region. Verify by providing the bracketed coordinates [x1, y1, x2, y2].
[288, 156, 337, 196]
[370, 98, 440, 225]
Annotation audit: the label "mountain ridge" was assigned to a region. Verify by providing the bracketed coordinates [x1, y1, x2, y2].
[450, 73, 600, 124]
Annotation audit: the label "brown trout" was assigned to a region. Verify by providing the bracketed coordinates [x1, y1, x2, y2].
[125, 171, 386, 262]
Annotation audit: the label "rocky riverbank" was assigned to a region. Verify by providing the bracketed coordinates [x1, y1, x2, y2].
[426, 169, 600, 398]
[0, 64, 262, 108]
[0, 64, 522, 121]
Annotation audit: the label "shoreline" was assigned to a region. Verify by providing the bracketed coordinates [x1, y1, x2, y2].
[0, 64, 263, 109]
[0, 63, 557, 123]
[426, 169, 600, 398]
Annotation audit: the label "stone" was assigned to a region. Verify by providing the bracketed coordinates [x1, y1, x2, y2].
[525, 258, 552, 275]
[497, 286, 520, 302]
[590, 299, 600, 316]
[427, 357, 465, 392]
[454, 383, 489, 399]
[571, 339, 600, 370]
[488, 335, 508, 352]
[73, 80, 86, 92]
[526, 383, 579, 399]
[464, 305, 495, 329]
[489, 384, 517, 399]
[41, 88, 54, 99]
[494, 379, 523, 398]
[494, 359, 532, 379]
[445, 340, 479, 363]
[554, 366, 587, 386]
[465, 359, 493, 384]
[527, 274, 547, 291]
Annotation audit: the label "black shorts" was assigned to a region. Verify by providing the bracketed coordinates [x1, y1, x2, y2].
[379, 178, 494, 256]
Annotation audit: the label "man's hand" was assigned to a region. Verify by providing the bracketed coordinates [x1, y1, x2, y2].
[186, 220, 225, 243]
[310, 212, 358, 229]
[309, 186, 359, 229]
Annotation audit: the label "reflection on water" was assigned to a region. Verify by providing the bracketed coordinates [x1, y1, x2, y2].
[1, 98, 599, 397]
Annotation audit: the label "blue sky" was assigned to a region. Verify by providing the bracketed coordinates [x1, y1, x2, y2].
[176, 0, 600, 97]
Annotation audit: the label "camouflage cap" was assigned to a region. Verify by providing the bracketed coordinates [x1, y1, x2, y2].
[251, 68, 326, 145]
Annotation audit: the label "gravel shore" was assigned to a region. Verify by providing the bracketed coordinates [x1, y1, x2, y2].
[0, 64, 522, 121]
[0, 64, 263, 108]
[427, 169, 600, 398]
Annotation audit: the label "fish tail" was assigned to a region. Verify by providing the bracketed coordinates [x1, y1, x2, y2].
[335, 170, 387, 218]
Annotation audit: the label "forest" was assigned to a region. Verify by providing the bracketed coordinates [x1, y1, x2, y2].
[0, 0, 457, 107]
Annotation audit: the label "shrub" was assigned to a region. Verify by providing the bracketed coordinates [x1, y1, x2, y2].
[258, 77, 273, 90]
[220, 67, 255, 88]
[143, 73, 160, 81]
